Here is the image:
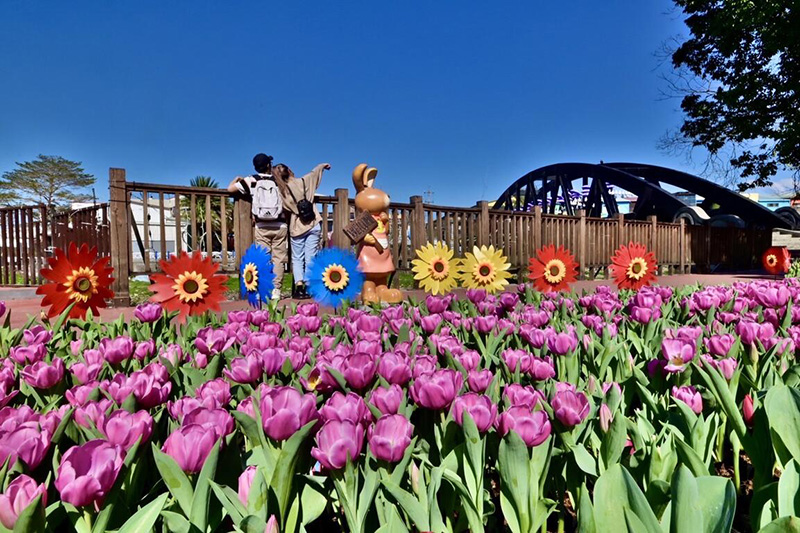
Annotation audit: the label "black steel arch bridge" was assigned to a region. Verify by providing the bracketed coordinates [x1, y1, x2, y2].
[493, 162, 797, 230]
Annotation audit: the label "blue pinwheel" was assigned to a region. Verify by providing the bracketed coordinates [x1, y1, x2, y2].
[239, 244, 274, 308]
[307, 247, 364, 308]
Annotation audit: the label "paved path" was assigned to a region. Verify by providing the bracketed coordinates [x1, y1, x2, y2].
[0, 274, 771, 329]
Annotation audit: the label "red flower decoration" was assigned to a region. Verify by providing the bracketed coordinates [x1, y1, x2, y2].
[609, 242, 657, 291]
[37, 243, 114, 319]
[527, 245, 578, 293]
[762, 246, 791, 275]
[149, 252, 228, 321]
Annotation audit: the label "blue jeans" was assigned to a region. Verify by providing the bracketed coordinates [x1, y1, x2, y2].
[291, 225, 322, 284]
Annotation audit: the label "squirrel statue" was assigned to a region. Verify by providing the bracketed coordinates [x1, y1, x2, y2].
[352, 163, 403, 304]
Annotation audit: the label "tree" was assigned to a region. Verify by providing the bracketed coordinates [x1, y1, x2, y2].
[0, 155, 95, 209]
[665, 0, 799, 191]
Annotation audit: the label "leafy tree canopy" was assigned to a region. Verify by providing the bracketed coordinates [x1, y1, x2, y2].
[0, 155, 95, 209]
[670, 0, 799, 191]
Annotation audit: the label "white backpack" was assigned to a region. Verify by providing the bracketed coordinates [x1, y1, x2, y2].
[250, 176, 283, 221]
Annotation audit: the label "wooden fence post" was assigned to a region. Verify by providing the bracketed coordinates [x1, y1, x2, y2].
[679, 219, 686, 274]
[577, 210, 586, 280]
[410, 196, 426, 251]
[648, 215, 657, 249]
[332, 188, 350, 249]
[233, 197, 254, 266]
[477, 201, 489, 247]
[108, 168, 131, 307]
[533, 206, 542, 251]
[616, 213, 625, 248]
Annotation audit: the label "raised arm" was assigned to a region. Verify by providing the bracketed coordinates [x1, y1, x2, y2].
[227, 176, 244, 194]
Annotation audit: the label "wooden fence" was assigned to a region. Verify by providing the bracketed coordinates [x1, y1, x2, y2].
[52, 204, 110, 257]
[0, 168, 769, 300]
[0, 205, 48, 285]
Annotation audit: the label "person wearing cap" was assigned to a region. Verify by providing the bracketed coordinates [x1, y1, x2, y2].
[227, 153, 289, 300]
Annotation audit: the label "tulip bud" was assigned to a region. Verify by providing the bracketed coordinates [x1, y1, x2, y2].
[743, 394, 755, 428]
[599, 404, 613, 433]
[748, 342, 759, 365]
[237, 465, 257, 505]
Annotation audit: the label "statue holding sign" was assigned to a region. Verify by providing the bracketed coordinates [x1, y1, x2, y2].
[350, 163, 403, 304]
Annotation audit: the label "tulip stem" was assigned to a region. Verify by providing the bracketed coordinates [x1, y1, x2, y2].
[557, 515, 565, 533]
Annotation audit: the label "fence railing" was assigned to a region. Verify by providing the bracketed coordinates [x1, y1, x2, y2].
[1, 168, 764, 303]
[0, 205, 48, 286]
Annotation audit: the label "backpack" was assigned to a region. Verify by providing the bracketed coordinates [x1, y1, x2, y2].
[288, 179, 316, 224]
[250, 175, 283, 221]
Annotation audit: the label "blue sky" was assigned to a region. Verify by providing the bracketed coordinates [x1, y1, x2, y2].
[0, 1, 731, 206]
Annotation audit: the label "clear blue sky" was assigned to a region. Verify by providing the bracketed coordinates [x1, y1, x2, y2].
[1, 1, 710, 206]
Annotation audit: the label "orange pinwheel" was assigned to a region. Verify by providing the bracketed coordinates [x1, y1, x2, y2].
[527, 244, 578, 293]
[149, 252, 228, 321]
[609, 242, 658, 291]
[37, 243, 115, 319]
[762, 246, 791, 276]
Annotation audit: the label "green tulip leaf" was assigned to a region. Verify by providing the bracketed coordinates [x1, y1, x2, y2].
[695, 475, 736, 533]
[269, 420, 315, 528]
[758, 516, 800, 532]
[209, 480, 247, 525]
[189, 439, 221, 531]
[765, 385, 800, 465]
[381, 480, 431, 531]
[117, 492, 169, 533]
[779, 460, 800, 518]
[152, 443, 194, 516]
[593, 464, 661, 533]
[11, 494, 44, 533]
[670, 466, 702, 533]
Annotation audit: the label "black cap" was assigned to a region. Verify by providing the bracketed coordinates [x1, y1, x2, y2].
[253, 153, 273, 173]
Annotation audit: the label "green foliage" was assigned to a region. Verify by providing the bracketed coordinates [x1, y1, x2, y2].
[669, 0, 799, 190]
[0, 155, 94, 209]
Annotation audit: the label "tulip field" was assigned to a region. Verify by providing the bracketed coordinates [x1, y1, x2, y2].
[4, 280, 800, 532]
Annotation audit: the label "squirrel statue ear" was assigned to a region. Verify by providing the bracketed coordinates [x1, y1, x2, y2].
[352, 163, 368, 192]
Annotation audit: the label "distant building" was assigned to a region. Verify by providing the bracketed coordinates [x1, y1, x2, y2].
[741, 193, 793, 211]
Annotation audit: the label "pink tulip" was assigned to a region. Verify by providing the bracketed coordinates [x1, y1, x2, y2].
[474, 315, 497, 334]
[236, 397, 256, 419]
[100, 336, 135, 364]
[410, 369, 463, 410]
[133, 339, 156, 361]
[102, 410, 153, 451]
[552, 389, 590, 427]
[672, 385, 703, 414]
[496, 407, 551, 447]
[21, 358, 64, 389]
[546, 327, 578, 356]
[131, 372, 172, 408]
[0, 423, 52, 469]
[195, 379, 231, 407]
[467, 369, 493, 393]
[238, 465, 257, 505]
[705, 334, 735, 357]
[259, 386, 318, 441]
[162, 424, 218, 473]
[452, 393, 498, 433]
[168, 397, 204, 422]
[419, 314, 443, 334]
[320, 392, 372, 426]
[519, 325, 547, 349]
[23, 326, 52, 346]
[311, 420, 365, 470]
[74, 399, 112, 430]
[158, 344, 185, 366]
[134, 302, 163, 322]
[662, 338, 696, 373]
[368, 414, 413, 462]
[10, 344, 46, 365]
[195, 327, 235, 356]
[223, 354, 263, 384]
[70, 358, 103, 384]
[412, 355, 438, 378]
[0, 475, 47, 529]
[343, 353, 378, 390]
[369, 385, 405, 415]
[55, 440, 125, 508]
[261, 348, 288, 376]
[503, 384, 545, 409]
[0, 406, 38, 433]
[266, 515, 279, 533]
[183, 408, 235, 440]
